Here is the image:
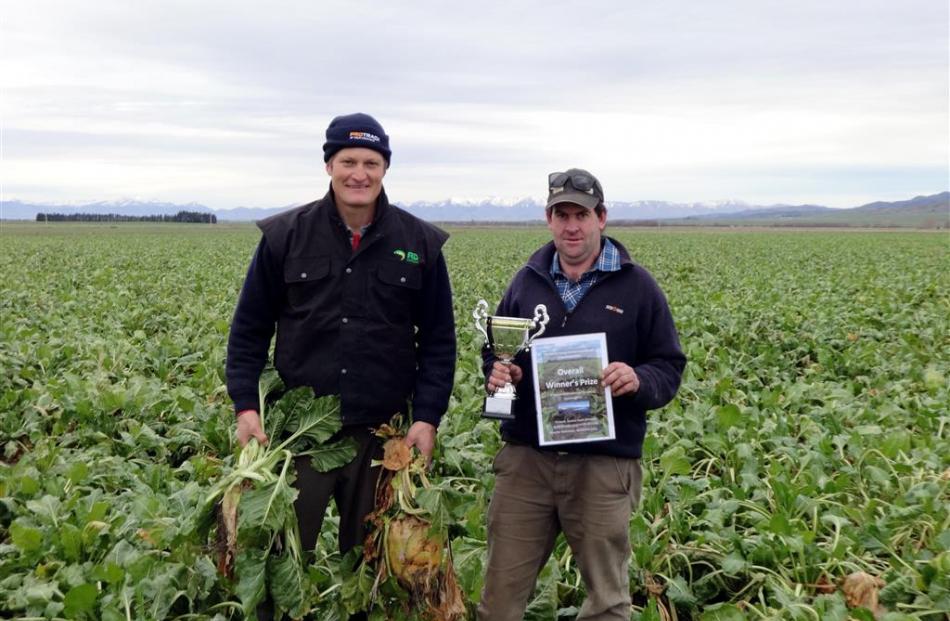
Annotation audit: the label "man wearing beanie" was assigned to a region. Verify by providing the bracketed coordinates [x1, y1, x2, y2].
[225, 112, 456, 619]
[478, 169, 685, 620]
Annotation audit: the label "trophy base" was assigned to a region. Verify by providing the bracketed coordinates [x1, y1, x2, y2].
[482, 396, 516, 420]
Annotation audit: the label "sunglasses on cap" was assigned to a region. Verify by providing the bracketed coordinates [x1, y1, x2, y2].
[548, 171, 599, 195]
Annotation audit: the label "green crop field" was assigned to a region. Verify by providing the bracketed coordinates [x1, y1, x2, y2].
[1, 222, 947, 620]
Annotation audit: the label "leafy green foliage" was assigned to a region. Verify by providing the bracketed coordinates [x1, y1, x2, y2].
[235, 548, 267, 618]
[269, 549, 311, 618]
[199, 384, 355, 616]
[1, 223, 947, 619]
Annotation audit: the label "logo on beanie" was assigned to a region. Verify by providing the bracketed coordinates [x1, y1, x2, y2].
[349, 131, 381, 143]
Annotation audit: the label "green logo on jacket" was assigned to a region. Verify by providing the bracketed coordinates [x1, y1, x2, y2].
[393, 249, 420, 264]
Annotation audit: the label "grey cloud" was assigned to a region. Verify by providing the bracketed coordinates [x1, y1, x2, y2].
[3, 0, 946, 207]
[20, 1, 945, 105]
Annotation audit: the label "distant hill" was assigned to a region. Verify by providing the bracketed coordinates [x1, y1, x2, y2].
[664, 192, 948, 228]
[852, 192, 949, 212]
[668, 204, 834, 221]
[843, 192, 950, 227]
[3, 192, 947, 228]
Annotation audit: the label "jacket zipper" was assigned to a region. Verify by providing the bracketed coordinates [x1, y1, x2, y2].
[530, 267, 621, 329]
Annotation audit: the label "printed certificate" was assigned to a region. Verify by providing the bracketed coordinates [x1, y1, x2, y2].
[530, 333, 615, 446]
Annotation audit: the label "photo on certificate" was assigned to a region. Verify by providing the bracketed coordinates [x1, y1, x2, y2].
[530, 332, 615, 446]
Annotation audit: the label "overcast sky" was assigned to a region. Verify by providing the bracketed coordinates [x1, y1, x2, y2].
[2, 0, 947, 209]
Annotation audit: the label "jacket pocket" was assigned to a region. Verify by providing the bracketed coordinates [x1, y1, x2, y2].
[376, 261, 422, 289]
[284, 256, 330, 283]
[372, 261, 422, 324]
[284, 256, 331, 308]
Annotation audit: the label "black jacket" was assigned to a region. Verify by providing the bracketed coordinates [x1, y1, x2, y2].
[484, 237, 685, 458]
[226, 188, 456, 427]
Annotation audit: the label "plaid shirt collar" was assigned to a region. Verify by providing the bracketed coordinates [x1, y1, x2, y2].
[550, 238, 621, 311]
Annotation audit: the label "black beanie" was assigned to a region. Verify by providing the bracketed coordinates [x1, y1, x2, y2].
[322, 112, 391, 164]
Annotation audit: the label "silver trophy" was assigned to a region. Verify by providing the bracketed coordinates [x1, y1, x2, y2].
[473, 299, 549, 420]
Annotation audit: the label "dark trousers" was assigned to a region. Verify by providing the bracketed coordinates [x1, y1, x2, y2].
[294, 426, 384, 554]
[258, 426, 383, 620]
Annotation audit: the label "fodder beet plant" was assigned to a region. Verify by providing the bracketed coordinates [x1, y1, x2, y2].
[1, 223, 946, 620]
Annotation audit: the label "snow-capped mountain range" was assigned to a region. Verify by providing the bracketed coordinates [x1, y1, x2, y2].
[2, 193, 947, 225]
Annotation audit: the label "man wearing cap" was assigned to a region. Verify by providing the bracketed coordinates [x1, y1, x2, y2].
[225, 113, 456, 614]
[477, 169, 686, 620]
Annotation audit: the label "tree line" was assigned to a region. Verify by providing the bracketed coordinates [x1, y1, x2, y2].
[35, 210, 217, 223]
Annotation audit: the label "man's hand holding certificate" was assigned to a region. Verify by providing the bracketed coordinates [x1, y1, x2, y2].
[601, 361, 640, 396]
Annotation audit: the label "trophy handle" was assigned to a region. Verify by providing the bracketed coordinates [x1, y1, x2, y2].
[473, 299, 490, 342]
[526, 304, 549, 346]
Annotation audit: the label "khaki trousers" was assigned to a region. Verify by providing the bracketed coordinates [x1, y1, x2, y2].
[477, 443, 642, 621]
